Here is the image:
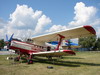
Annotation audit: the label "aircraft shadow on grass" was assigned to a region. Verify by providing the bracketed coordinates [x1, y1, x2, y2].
[20, 57, 100, 67]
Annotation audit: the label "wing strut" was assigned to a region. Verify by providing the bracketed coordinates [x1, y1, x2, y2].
[56, 34, 65, 50]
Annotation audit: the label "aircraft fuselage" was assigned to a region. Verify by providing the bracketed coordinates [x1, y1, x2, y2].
[9, 40, 47, 54]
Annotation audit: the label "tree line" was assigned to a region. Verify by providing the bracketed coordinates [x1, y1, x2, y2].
[0, 39, 5, 49]
[79, 35, 100, 51]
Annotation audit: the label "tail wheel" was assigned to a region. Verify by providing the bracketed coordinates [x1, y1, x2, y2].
[27, 60, 33, 64]
[14, 57, 20, 61]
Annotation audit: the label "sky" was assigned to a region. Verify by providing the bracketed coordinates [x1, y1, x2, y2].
[0, 0, 100, 41]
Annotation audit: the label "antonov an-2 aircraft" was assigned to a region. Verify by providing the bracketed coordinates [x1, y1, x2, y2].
[6, 25, 96, 64]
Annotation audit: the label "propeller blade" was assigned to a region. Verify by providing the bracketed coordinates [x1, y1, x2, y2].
[6, 34, 8, 42]
[9, 33, 14, 42]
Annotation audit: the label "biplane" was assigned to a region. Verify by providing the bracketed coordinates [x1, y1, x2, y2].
[6, 25, 96, 64]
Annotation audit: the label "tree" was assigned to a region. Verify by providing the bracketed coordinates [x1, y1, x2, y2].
[93, 37, 100, 51]
[0, 39, 5, 49]
[78, 35, 96, 51]
[67, 39, 71, 49]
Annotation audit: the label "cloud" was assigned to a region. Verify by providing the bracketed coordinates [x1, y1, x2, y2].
[0, 4, 52, 39]
[67, 2, 100, 37]
[68, 2, 97, 27]
[9, 4, 52, 37]
[0, 18, 7, 29]
[45, 2, 98, 33]
[0, 18, 8, 39]
[91, 18, 100, 26]
[46, 2, 100, 38]
[96, 27, 100, 37]
[9, 5, 43, 30]
[0, 2, 100, 40]
[34, 15, 51, 34]
[46, 25, 67, 32]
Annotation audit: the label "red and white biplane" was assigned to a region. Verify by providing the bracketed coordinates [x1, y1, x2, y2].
[7, 25, 96, 64]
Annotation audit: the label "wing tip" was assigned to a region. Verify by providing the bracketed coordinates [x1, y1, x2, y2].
[83, 25, 96, 35]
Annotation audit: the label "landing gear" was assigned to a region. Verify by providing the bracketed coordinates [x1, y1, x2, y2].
[13, 53, 34, 64]
[14, 51, 21, 62]
[27, 54, 33, 64]
[14, 57, 20, 61]
[27, 59, 33, 64]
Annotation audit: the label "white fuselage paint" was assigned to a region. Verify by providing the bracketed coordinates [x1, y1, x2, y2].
[11, 41, 33, 50]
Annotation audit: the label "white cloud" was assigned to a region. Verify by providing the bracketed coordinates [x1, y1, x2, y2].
[9, 4, 42, 30]
[0, 2, 100, 40]
[46, 25, 67, 32]
[96, 27, 100, 37]
[34, 15, 51, 34]
[68, 2, 97, 27]
[0, 4, 52, 39]
[0, 18, 8, 39]
[0, 28, 6, 39]
[45, 2, 100, 39]
[67, 2, 100, 37]
[91, 18, 100, 26]
[0, 18, 6, 29]
[45, 2, 99, 34]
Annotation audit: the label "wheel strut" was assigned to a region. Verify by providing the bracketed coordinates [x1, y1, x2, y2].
[27, 54, 33, 64]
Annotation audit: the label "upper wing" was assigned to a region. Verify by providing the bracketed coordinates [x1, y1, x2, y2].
[32, 25, 96, 46]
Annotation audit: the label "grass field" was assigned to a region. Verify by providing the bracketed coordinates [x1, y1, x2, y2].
[0, 52, 100, 75]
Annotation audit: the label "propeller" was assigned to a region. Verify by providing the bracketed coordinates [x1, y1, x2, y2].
[6, 34, 8, 42]
[5, 34, 14, 50]
[6, 33, 14, 42]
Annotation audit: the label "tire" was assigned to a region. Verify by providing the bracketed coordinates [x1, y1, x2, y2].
[14, 57, 19, 61]
[27, 60, 33, 64]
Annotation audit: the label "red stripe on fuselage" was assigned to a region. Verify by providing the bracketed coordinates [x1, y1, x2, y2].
[10, 46, 37, 54]
[10, 40, 46, 54]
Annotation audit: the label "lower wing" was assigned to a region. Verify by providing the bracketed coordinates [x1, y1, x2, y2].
[33, 50, 75, 57]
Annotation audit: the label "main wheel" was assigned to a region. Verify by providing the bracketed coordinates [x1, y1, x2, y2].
[14, 57, 19, 61]
[27, 60, 33, 64]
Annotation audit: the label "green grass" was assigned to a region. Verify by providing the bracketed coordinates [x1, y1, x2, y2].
[0, 52, 100, 75]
